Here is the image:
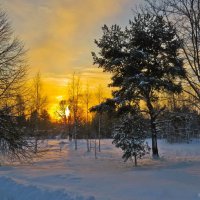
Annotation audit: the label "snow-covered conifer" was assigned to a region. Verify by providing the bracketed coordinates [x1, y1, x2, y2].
[113, 111, 150, 166]
[92, 13, 186, 157]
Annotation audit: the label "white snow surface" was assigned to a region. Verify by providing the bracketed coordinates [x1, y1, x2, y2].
[1, 139, 200, 200]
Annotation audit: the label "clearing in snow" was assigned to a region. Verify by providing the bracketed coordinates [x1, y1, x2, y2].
[0, 139, 200, 200]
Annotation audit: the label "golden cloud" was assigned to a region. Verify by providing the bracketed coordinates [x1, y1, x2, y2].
[2, 0, 137, 118]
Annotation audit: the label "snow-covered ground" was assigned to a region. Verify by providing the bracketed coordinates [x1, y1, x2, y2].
[1, 139, 200, 200]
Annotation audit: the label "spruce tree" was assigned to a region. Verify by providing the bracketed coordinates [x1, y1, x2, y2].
[113, 108, 150, 166]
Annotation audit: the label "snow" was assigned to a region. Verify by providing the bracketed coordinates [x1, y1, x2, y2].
[1, 139, 200, 200]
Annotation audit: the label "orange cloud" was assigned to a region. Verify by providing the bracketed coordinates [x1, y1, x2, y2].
[2, 0, 135, 73]
[1, 0, 137, 118]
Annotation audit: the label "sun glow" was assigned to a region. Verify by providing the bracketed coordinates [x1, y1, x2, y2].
[65, 106, 70, 118]
[56, 95, 63, 101]
[1, 0, 135, 122]
[48, 104, 59, 121]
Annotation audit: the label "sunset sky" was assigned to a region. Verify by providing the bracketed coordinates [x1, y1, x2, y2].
[1, 0, 138, 117]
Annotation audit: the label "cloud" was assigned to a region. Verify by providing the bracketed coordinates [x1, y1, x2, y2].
[2, 0, 134, 73]
[1, 0, 137, 115]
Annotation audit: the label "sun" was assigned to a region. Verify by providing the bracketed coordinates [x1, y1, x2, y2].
[56, 95, 63, 101]
[48, 96, 67, 122]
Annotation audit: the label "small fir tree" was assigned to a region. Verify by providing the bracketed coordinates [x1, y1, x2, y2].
[113, 111, 150, 166]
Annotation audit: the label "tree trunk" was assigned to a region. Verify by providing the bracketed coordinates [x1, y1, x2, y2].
[151, 118, 159, 158]
[95, 139, 97, 159]
[34, 138, 38, 154]
[134, 155, 137, 166]
[75, 134, 77, 150]
[98, 114, 101, 152]
[86, 119, 90, 152]
[69, 122, 72, 141]
[87, 136, 90, 152]
[94, 134, 97, 159]
[86, 104, 90, 152]
[89, 139, 92, 151]
[146, 97, 159, 158]
[74, 122, 77, 150]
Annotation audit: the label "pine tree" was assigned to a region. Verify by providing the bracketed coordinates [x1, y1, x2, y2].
[92, 13, 186, 157]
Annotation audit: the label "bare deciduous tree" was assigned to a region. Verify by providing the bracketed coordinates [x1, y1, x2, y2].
[0, 10, 33, 161]
[30, 72, 47, 153]
[67, 73, 82, 150]
[95, 85, 104, 152]
[83, 82, 92, 152]
[145, 0, 200, 110]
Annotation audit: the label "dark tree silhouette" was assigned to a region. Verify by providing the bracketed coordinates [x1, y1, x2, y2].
[92, 13, 186, 157]
[0, 9, 32, 161]
[145, 0, 200, 110]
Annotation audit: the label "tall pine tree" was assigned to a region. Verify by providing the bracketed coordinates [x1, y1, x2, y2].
[92, 13, 186, 157]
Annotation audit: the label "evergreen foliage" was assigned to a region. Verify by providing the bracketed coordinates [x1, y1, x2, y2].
[92, 13, 186, 157]
[113, 110, 150, 166]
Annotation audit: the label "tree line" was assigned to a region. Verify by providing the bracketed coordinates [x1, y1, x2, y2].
[1, 1, 200, 166]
